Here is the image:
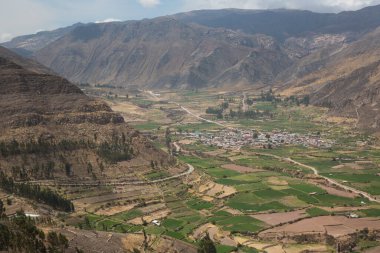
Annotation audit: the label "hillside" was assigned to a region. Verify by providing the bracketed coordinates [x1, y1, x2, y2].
[0, 46, 173, 181]
[1, 5, 379, 91]
[1, 23, 84, 57]
[173, 5, 380, 40]
[33, 18, 290, 89]
[279, 28, 380, 132]
[2, 6, 380, 131]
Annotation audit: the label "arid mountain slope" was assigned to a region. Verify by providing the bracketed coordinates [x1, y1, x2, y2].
[280, 28, 380, 132]
[33, 18, 290, 88]
[0, 46, 173, 181]
[0, 46, 53, 74]
[4, 6, 380, 90]
[173, 5, 380, 40]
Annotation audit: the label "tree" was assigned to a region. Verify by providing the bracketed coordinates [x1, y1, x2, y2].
[0, 200, 4, 217]
[198, 233, 216, 253]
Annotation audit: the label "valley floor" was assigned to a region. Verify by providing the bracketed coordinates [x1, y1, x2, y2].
[5, 87, 380, 253]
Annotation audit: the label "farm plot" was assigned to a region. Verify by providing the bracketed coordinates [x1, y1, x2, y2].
[259, 216, 380, 239]
[252, 209, 308, 226]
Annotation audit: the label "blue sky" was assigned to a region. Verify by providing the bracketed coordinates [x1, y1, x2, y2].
[1, 0, 380, 42]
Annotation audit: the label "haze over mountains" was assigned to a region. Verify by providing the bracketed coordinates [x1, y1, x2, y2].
[3, 5, 380, 131]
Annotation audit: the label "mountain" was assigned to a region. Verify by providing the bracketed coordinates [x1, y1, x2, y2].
[1, 23, 84, 57]
[0, 46, 54, 74]
[33, 18, 291, 88]
[172, 5, 380, 40]
[2, 6, 380, 131]
[0, 46, 172, 181]
[279, 28, 380, 132]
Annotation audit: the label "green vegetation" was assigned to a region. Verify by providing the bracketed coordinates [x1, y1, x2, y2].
[306, 207, 330, 217]
[215, 244, 236, 253]
[0, 172, 74, 212]
[97, 133, 133, 163]
[187, 199, 214, 210]
[144, 171, 169, 180]
[0, 210, 68, 253]
[132, 121, 161, 131]
[360, 209, 380, 217]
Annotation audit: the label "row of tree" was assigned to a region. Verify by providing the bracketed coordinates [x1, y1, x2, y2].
[97, 133, 134, 163]
[0, 172, 74, 212]
[0, 210, 68, 253]
[0, 138, 92, 157]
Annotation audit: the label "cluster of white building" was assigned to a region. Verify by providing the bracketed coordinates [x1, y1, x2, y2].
[184, 129, 334, 150]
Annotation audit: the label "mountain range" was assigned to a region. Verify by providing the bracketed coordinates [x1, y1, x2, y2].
[2, 5, 380, 131]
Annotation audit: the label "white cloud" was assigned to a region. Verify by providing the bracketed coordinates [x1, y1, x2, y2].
[138, 0, 160, 8]
[0, 0, 56, 42]
[0, 33, 13, 43]
[95, 18, 121, 23]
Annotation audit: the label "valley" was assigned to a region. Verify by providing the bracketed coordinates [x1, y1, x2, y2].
[55, 85, 379, 252]
[1, 3, 380, 253]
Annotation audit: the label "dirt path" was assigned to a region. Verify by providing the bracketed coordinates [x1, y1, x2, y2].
[242, 92, 248, 113]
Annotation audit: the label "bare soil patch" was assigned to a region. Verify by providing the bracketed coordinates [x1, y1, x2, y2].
[318, 184, 358, 199]
[193, 223, 237, 247]
[233, 237, 273, 250]
[128, 208, 171, 225]
[198, 181, 237, 199]
[220, 207, 244, 215]
[178, 139, 196, 145]
[264, 245, 285, 253]
[120, 233, 197, 253]
[222, 164, 265, 173]
[252, 210, 307, 226]
[319, 206, 368, 212]
[95, 204, 136, 216]
[259, 216, 380, 239]
[284, 244, 331, 253]
[267, 177, 289, 186]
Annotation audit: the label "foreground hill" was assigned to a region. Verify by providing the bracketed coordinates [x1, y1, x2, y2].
[0, 46, 173, 181]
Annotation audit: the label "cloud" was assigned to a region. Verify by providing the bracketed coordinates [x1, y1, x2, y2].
[0, 33, 13, 43]
[0, 0, 56, 42]
[138, 0, 160, 8]
[95, 18, 121, 23]
[182, 0, 380, 13]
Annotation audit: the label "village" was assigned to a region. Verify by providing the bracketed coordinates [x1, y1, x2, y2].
[182, 129, 334, 150]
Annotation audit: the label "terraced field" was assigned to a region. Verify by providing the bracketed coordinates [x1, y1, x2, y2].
[73, 88, 380, 252]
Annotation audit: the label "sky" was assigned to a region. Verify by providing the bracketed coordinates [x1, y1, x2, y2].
[1, 0, 380, 42]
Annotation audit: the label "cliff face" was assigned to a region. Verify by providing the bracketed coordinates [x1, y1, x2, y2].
[0, 46, 172, 181]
